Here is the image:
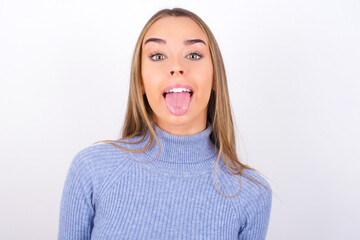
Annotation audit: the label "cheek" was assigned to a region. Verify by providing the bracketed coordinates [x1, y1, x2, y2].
[141, 64, 165, 102]
[142, 61, 166, 85]
[141, 63, 155, 93]
[191, 61, 213, 88]
[194, 62, 213, 104]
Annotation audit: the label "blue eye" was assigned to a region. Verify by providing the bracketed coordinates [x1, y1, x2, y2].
[187, 52, 203, 60]
[150, 53, 166, 61]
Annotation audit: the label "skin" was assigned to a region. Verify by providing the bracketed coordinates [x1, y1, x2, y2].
[141, 16, 214, 135]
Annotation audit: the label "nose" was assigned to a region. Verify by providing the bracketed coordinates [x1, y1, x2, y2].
[169, 58, 185, 76]
[170, 69, 184, 76]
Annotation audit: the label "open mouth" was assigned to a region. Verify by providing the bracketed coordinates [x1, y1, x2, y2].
[162, 85, 194, 116]
[162, 88, 193, 98]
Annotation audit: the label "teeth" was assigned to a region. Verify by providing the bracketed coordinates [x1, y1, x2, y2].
[166, 88, 192, 94]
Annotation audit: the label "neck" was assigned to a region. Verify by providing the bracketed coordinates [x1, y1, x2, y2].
[132, 122, 218, 176]
[153, 117, 208, 136]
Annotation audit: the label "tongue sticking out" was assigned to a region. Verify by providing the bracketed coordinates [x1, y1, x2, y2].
[164, 92, 192, 116]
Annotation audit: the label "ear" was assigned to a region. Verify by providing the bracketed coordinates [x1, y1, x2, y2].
[141, 86, 145, 95]
[212, 79, 216, 91]
[140, 77, 145, 95]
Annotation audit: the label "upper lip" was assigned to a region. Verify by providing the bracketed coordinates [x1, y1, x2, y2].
[162, 83, 194, 97]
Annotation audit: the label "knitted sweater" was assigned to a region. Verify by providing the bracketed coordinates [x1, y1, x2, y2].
[58, 123, 272, 240]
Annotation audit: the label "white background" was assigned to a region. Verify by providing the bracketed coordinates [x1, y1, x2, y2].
[1, 0, 359, 239]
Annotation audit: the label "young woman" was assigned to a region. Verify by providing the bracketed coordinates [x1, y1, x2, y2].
[58, 8, 272, 240]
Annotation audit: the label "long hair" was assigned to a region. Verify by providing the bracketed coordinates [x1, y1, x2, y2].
[98, 8, 266, 198]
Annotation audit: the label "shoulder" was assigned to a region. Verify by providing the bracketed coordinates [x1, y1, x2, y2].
[71, 142, 133, 173]
[70, 131, 151, 171]
[217, 162, 272, 201]
[65, 142, 136, 200]
[218, 164, 272, 218]
[235, 169, 272, 239]
[241, 168, 271, 193]
[240, 168, 272, 206]
[235, 168, 272, 226]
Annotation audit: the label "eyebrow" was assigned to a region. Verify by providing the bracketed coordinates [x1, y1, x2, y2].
[144, 38, 166, 45]
[144, 38, 206, 46]
[184, 39, 206, 46]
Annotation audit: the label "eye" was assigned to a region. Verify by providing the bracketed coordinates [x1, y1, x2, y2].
[149, 52, 166, 61]
[186, 52, 203, 60]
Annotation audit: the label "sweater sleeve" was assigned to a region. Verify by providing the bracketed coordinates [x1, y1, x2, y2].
[58, 151, 95, 240]
[238, 173, 272, 240]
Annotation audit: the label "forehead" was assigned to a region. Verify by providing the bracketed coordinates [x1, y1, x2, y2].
[143, 16, 208, 43]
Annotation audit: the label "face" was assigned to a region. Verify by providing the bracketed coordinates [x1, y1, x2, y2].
[141, 16, 214, 135]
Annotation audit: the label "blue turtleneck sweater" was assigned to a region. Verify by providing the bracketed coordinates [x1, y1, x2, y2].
[58, 124, 272, 239]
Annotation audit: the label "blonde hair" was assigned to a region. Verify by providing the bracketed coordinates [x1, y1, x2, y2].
[98, 8, 266, 198]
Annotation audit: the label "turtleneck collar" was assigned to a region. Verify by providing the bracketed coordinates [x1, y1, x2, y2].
[129, 122, 219, 177]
